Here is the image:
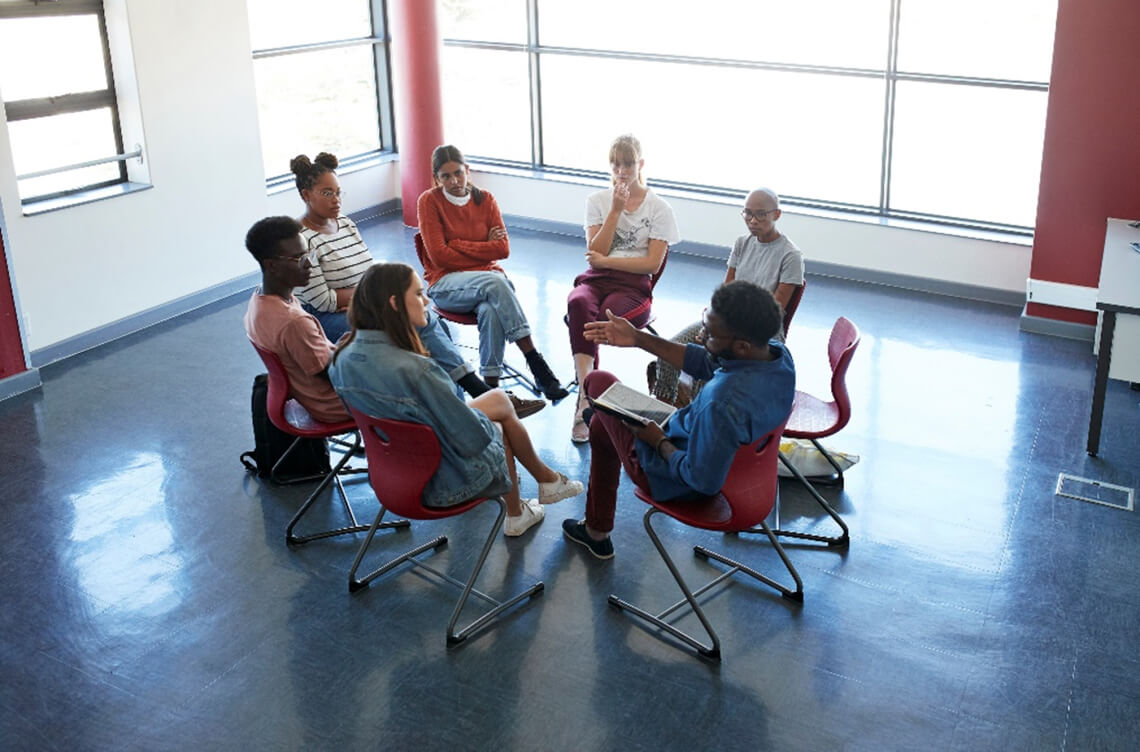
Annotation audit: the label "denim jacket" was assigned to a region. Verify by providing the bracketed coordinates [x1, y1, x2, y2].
[328, 330, 511, 507]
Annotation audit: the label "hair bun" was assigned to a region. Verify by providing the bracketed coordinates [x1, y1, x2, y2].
[314, 152, 339, 170]
[289, 154, 312, 175]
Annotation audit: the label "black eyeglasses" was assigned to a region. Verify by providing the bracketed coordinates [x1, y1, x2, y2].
[741, 208, 777, 221]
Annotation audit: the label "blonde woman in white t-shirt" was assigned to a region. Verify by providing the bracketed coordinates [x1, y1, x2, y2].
[566, 134, 681, 442]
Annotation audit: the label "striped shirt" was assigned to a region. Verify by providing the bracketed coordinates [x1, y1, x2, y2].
[296, 217, 374, 312]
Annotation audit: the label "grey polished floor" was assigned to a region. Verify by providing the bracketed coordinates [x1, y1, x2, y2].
[2, 213, 1139, 751]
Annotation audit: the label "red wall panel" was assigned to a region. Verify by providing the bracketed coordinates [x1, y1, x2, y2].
[1029, 0, 1140, 322]
[0, 230, 27, 379]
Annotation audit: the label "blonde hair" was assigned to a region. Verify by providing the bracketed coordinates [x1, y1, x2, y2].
[608, 134, 645, 187]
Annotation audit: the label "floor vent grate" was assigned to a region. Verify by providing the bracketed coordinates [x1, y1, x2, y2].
[1055, 474, 1134, 511]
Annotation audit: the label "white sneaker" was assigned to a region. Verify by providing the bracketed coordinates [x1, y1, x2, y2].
[504, 499, 544, 537]
[538, 473, 585, 505]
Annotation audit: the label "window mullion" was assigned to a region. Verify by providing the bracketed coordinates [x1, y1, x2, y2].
[878, 0, 902, 217]
[526, 0, 541, 167]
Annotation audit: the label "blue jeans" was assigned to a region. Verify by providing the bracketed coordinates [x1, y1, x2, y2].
[302, 303, 473, 381]
[427, 271, 531, 379]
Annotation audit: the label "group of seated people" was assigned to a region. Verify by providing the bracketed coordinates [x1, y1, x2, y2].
[243, 134, 802, 552]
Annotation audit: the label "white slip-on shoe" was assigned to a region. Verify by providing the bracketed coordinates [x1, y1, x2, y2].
[538, 473, 585, 505]
[504, 499, 544, 536]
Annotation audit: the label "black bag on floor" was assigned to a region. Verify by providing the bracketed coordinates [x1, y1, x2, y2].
[240, 373, 331, 482]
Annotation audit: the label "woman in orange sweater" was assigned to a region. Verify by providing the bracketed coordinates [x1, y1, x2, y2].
[417, 145, 569, 402]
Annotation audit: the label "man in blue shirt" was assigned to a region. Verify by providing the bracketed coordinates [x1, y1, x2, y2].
[562, 281, 795, 559]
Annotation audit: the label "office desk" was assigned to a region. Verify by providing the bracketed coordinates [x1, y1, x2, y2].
[1087, 218, 1140, 456]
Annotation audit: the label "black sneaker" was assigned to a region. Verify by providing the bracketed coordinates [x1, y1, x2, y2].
[562, 519, 614, 560]
[525, 352, 570, 402]
[506, 391, 546, 419]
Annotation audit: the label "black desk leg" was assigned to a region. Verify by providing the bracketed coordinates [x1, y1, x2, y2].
[1087, 310, 1115, 456]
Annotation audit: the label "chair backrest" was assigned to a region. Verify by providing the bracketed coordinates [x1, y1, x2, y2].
[782, 280, 805, 337]
[249, 340, 293, 433]
[347, 407, 445, 519]
[413, 232, 429, 269]
[649, 247, 669, 292]
[718, 421, 788, 530]
[826, 317, 861, 434]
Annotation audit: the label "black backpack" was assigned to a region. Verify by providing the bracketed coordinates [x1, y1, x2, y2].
[240, 373, 331, 482]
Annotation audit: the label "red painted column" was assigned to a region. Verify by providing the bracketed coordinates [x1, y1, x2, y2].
[388, 0, 445, 227]
[0, 228, 28, 379]
[1027, 0, 1140, 324]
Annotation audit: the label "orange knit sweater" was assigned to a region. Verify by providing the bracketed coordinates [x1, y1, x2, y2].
[416, 187, 511, 285]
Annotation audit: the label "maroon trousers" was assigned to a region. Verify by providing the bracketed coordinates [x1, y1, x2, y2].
[584, 370, 653, 533]
[567, 269, 652, 359]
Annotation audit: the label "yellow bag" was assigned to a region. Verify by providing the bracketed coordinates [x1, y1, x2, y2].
[777, 438, 859, 478]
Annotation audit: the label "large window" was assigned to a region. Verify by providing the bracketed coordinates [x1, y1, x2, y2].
[438, 0, 1057, 231]
[0, 0, 128, 203]
[247, 0, 392, 181]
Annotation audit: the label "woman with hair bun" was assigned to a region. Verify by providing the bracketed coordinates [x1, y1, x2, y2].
[290, 152, 544, 416]
[290, 152, 369, 343]
[329, 263, 583, 533]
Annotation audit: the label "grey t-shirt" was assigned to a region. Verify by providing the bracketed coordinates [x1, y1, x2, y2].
[727, 234, 805, 292]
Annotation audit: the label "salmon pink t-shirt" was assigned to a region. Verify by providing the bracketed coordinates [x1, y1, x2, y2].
[244, 291, 348, 424]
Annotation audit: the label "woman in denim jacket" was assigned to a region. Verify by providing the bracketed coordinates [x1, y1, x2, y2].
[329, 263, 583, 537]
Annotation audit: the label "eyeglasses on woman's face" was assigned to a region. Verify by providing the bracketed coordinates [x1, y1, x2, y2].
[741, 208, 777, 222]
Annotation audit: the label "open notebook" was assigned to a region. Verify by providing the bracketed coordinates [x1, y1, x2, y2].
[588, 382, 678, 427]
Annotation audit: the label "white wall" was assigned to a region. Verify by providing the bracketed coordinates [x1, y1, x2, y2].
[0, 0, 1027, 358]
[474, 171, 1032, 295]
[0, 0, 399, 354]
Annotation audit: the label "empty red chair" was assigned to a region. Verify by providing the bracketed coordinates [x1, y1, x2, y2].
[608, 423, 803, 660]
[346, 408, 544, 645]
[766, 316, 860, 548]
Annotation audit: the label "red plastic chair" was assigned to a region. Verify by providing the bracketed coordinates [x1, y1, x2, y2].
[345, 408, 544, 645]
[608, 422, 803, 660]
[763, 317, 860, 548]
[610, 248, 668, 337]
[413, 232, 542, 396]
[782, 280, 805, 338]
[249, 341, 408, 545]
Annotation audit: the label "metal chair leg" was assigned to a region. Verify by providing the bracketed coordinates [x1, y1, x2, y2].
[756, 450, 850, 548]
[808, 438, 847, 486]
[696, 519, 803, 603]
[608, 508, 723, 660]
[446, 499, 544, 644]
[611, 509, 807, 660]
[285, 432, 409, 545]
[348, 498, 544, 645]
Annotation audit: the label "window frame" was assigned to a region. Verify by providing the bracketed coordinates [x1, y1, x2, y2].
[1, 0, 128, 204]
[439, 0, 1051, 235]
[249, 0, 395, 185]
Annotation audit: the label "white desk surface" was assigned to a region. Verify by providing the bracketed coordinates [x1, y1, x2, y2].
[1098, 218, 1140, 314]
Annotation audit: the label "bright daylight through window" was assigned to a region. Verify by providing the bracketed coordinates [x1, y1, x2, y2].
[247, 0, 391, 181]
[0, 0, 126, 203]
[438, 0, 1058, 231]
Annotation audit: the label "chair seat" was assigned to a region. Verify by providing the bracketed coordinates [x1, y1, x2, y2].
[433, 306, 478, 326]
[784, 390, 840, 438]
[634, 488, 758, 532]
[283, 399, 355, 436]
